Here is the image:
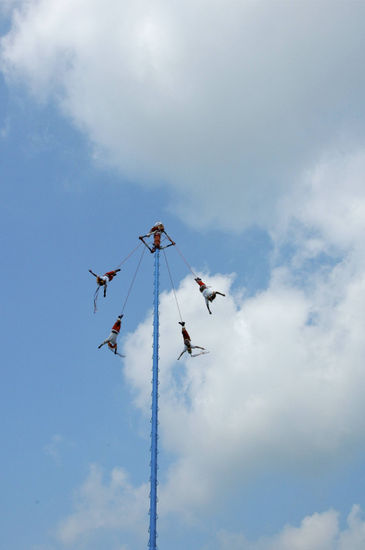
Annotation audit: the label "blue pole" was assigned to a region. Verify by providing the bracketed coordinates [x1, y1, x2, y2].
[149, 248, 159, 550]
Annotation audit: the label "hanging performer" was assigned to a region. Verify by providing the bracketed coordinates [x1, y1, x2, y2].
[177, 321, 207, 359]
[139, 221, 175, 253]
[89, 268, 121, 312]
[98, 314, 125, 357]
[195, 277, 225, 315]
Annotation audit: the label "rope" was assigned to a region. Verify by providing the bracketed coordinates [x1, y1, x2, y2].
[163, 249, 183, 322]
[120, 246, 146, 314]
[174, 244, 197, 278]
[93, 286, 100, 314]
[116, 242, 143, 268]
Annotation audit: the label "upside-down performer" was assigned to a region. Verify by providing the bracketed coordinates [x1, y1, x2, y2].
[98, 315, 125, 357]
[139, 221, 175, 253]
[177, 321, 208, 359]
[89, 268, 121, 311]
[195, 277, 225, 314]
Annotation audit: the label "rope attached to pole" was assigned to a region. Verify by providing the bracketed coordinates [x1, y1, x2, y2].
[120, 246, 146, 314]
[116, 242, 143, 268]
[163, 248, 183, 322]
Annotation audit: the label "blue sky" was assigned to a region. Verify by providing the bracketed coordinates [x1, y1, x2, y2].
[2, 2, 365, 550]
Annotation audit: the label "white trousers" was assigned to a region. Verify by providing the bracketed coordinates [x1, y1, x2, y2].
[202, 287, 214, 299]
[105, 331, 118, 345]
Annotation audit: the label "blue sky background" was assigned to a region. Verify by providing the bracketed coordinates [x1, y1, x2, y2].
[0, 68, 275, 550]
[2, 2, 365, 550]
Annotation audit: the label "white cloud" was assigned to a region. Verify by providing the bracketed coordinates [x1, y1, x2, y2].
[118, 151, 365, 518]
[4, 3, 365, 546]
[337, 505, 365, 550]
[56, 464, 148, 545]
[275, 149, 365, 255]
[122, 265, 365, 516]
[217, 510, 338, 550]
[56, 473, 365, 550]
[0, 0, 22, 16]
[2, 1, 365, 229]
[216, 506, 365, 550]
[49, 133, 365, 549]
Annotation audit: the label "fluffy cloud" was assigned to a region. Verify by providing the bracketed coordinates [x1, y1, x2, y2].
[120, 151, 365, 517]
[0, 0, 21, 16]
[275, 149, 365, 255]
[2, 1, 365, 229]
[217, 506, 365, 550]
[124, 267, 365, 516]
[55, 462, 365, 549]
[57, 464, 148, 546]
[49, 129, 365, 549]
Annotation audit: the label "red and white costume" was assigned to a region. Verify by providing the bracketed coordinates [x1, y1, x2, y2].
[97, 270, 120, 286]
[195, 278, 225, 314]
[177, 323, 207, 359]
[98, 316, 124, 356]
[89, 268, 121, 311]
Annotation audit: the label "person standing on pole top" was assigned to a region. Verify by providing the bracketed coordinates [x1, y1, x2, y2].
[177, 321, 207, 359]
[98, 315, 125, 357]
[139, 221, 175, 253]
[195, 277, 225, 314]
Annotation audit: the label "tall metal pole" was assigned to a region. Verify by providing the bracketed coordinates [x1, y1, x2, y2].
[149, 248, 159, 550]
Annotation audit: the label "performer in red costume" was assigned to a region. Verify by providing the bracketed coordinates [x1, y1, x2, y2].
[98, 315, 125, 357]
[89, 268, 121, 297]
[177, 321, 207, 359]
[89, 268, 121, 312]
[195, 277, 225, 315]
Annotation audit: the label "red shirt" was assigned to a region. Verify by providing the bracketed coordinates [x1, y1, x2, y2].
[182, 328, 190, 342]
[112, 320, 121, 333]
[154, 233, 161, 247]
[150, 223, 164, 233]
[105, 270, 118, 281]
